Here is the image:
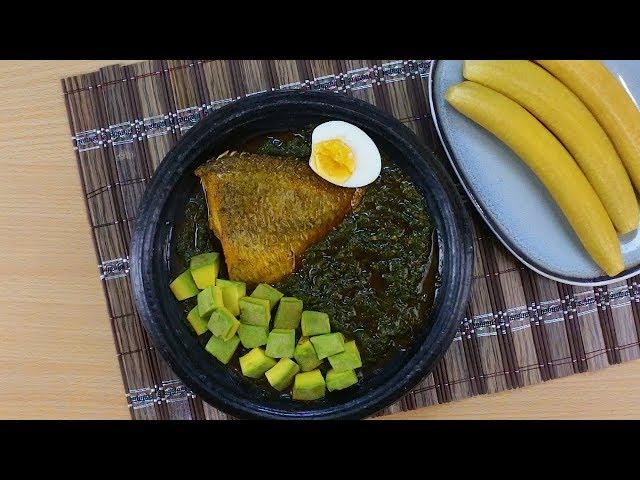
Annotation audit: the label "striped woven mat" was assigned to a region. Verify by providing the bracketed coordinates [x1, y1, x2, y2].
[62, 60, 640, 419]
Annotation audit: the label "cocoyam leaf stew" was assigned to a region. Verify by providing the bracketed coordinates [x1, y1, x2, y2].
[171, 127, 438, 398]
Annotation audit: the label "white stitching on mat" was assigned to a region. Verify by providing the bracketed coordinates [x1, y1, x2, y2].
[71, 60, 433, 151]
[125, 335, 640, 410]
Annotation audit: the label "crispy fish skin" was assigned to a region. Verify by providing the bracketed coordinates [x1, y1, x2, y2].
[195, 152, 361, 285]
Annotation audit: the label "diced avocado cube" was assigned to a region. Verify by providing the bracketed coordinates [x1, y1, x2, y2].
[186, 306, 209, 335]
[169, 270, 199, 300]
[265, 328, 296, 358]
[310, 333, 345, 359]
[273, 297, 303, 329]
[293, 369, 326, 401]
[328, 340, 363, 372]
[205, 335, 240, 364]
[197, 285, 224, 318]
[207, 306, 240, 341]
[301, 311, 330, 336]
[189, 252, 220, 289]
[239, 348, 277, 378]
[326, 368, 358, 392]
[239, 297, 271, 327]
[293, 337, 323, 372]
[250, 283, 284, 309]
[216, 279, 247, 316]
[238, 323, 269, 348]
[265, 358, 300, 391]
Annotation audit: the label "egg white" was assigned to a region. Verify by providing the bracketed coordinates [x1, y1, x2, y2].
[310, 121, 381, 188]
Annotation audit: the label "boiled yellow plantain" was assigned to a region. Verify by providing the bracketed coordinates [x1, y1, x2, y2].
[445, 81, 624, 277]
[536, 60, 640, 197]
[464, 60, 638, 234]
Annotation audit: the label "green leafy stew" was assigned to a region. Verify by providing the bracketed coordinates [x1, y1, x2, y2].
[174, 128, 438, 367]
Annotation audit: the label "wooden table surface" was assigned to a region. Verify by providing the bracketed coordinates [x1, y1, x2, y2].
[1, 60, 638, 420]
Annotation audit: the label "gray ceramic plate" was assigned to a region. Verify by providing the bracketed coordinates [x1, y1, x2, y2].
[429, 59, 640, 286]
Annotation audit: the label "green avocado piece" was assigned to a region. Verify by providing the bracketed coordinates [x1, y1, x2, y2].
[216, 279, 246, 316]
[186, 306, 208, 336]
[293, 337, 323, 372]
[169, 270, 199, 300]
[250, 283, 284, 309]
[328, 340, 363, 372]
[239, 297, 271, 327]
[197, 285, 224, 318]
[207, 306, 240, 341]
[301, 311, 330, 337]
[265, 358, 300, 391]
[237, 323, 269, 348]
[273, 297, 303, 329]
[205, 335, 240, 365]
[265, 329, 296, 358]
[293, 369, 326, 401]
[239, 348, 277, 378]
[326, 368, 358, 392]
[189, 252, 220, 289]
[310, 333, 345, 359]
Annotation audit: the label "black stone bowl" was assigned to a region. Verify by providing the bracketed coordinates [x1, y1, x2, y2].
[130, 90, 474, 419]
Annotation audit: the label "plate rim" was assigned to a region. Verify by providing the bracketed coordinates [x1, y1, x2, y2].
[428, 59, 640, 287]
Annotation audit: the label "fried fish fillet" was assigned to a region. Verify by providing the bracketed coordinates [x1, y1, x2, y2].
[195, 151, 362, 285]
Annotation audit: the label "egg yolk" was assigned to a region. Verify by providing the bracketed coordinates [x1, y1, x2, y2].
[311, 139, 355, 183]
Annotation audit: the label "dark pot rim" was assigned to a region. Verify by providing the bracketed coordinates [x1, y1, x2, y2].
[130, 90, 474, 419]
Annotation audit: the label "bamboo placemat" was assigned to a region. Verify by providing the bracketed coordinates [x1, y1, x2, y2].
[62, 60, 640, 419]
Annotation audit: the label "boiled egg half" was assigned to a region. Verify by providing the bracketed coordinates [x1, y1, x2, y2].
[309, 121, 381, 187]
